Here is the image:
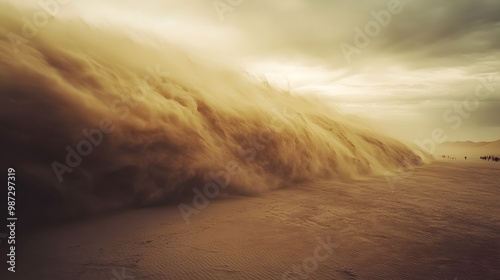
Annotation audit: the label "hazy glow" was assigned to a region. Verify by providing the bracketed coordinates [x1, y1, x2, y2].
[5, 0, 500, 141]
[0, 2, 434, 217]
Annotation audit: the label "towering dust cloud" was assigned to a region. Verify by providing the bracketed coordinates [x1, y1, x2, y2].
[0, 4, 428, 222]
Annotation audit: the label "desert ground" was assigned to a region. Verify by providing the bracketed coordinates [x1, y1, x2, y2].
[4, 160, 499, 280]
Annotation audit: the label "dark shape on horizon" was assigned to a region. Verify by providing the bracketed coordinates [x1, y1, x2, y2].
[479, 155, 499, 162]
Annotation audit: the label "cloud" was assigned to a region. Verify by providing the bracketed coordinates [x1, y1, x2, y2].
[5, 0, 499, 143]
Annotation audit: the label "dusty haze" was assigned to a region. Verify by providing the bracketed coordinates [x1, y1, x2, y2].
[0, 2, 499, 280]
[0, 4, 429, 222]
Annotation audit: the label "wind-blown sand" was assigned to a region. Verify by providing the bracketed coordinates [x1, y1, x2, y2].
[1, 4, 499, 280]
[0, 3, 427, 223]
[4, 160, 499, 280]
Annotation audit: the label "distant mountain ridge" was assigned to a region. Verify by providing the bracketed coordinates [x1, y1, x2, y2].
[437, 140, 500, 158]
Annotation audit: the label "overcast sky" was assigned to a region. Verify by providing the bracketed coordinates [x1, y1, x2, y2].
[13, 0, 500, 141]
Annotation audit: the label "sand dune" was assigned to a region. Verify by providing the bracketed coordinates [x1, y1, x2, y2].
[0, 3, 428, 223]
[3, 161, 499, 280]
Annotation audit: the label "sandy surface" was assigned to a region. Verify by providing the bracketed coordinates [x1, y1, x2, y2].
[4, 161, 500, 280]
